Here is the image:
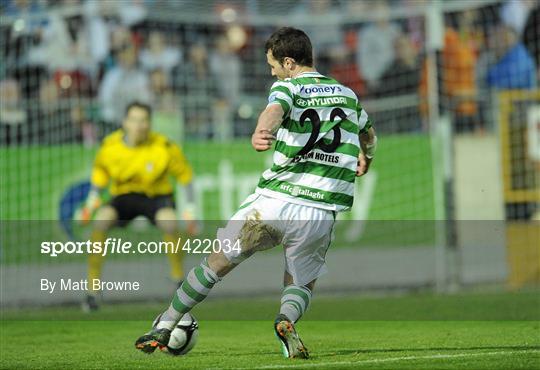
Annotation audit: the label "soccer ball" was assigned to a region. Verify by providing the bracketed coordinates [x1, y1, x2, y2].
[160, 313, 199, 356]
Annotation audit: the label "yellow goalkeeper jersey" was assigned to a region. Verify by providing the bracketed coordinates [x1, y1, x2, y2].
[91, 130, 193, 197]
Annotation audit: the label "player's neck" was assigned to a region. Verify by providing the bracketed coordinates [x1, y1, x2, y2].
[289, 66, 317, 78]
[123, 134, 146, 147]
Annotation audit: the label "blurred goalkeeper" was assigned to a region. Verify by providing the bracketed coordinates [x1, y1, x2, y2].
[79, 101, 196, 312]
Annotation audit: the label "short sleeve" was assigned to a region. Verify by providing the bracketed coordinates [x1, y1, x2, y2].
[357, 101, 372, 133]
[267, 80, 294, 117]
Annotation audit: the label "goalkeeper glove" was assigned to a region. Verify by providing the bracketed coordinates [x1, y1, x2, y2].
[77, 189, 102, 225]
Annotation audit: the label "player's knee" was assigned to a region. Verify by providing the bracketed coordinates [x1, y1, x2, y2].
[93, 206, 117, 231]
[236, 212, 281, 258]
[284, 272, 316, 291]
[155, 208, 178, 234]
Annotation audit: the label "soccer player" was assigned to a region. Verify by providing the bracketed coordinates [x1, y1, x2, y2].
[135, 27, 377, 358]
[80, 101, 196, 311]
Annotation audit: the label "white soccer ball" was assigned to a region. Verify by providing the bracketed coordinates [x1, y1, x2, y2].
[161, 313, 199, 356]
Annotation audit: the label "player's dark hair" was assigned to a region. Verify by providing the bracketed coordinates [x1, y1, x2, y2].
[265, 27, 313, 67]
[125, 101, 152, 119]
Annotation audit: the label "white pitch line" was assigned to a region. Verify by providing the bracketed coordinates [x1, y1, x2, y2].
[213, 349, 540, 370]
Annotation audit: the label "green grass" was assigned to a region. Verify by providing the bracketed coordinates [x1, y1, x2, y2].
[1, 321, 538, 369]
[2, 290, 540, 321]
[1, 291, 539, 369]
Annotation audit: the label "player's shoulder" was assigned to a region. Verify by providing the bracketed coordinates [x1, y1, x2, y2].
[100, 130, 123, 147]
[149, 132, 180, 149]
[323, 75, 358, 96]
[149, 131, 169, 145]
[270, 79, 295, 92]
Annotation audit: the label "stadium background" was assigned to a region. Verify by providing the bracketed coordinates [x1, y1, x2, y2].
[0, 0, 539, 368]
[0, 0, 540, 370]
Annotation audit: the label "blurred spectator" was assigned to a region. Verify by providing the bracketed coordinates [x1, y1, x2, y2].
[442, 10, 482, 133]
[474, 3, 503, 90]
[29, 76, 96, 144]
[27, 13, 93, 97]
[116, 0, 147, 27]
[401, 0, 428, 51]
[500, 0, 535, 37]
[70, 104, 98, 146]
[522, 4, 540, 78]
[150, 68, 170, 101]
[292, 0, 344, 74]
[28, 77, 72, 143]
[376, 35, 422, 132]
[210, 36, 240, 106]
[0, 79, 26, 126]
[178, 42, 214, 139]
[329, 30, 366, 97]
[27, 14, 77, 70]
[140, 31, 182, 76]
[4, 0, 49, 98]
[102, 25, 132, 71]
[188, 42, 208, 81]
[98, 42, 152, 125]
[0, 78, 27, 145]
[149, 68, 183, 142]
[376, 35, 420, 97]
[82, 0, 110, 77]
[356, 0, 401, 95]
[37, 78, 60, 115]
[209, 35, 240, 141]
[487, 25, 536, 89]
[4, 0, 47, 37]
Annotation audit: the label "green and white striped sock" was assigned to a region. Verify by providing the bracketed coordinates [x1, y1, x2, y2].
[157, 259, 219, 330]
[279, 285, 312, 323]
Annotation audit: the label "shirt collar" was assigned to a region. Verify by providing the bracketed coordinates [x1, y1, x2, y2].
[295, 71, 324, 78]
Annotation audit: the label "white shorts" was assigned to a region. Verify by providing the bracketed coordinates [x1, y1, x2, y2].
[218, 194, 336, 286]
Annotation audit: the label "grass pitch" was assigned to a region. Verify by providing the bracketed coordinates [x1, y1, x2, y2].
[1, 290, 539, 369]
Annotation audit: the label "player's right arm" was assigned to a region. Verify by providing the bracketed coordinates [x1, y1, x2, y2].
[79, 145, 110, 224]
[252, 81, 293, 152]
[252, 104, 283, 151]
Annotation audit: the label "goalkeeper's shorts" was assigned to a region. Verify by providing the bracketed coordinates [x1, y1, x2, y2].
[218, 193, 336, 286]
[109, 193, 175, 227]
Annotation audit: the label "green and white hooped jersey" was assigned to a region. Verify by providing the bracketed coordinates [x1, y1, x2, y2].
[256, 72, 372, 211]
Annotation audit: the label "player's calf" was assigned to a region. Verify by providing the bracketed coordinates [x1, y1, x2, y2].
[279, 285, 312, 323]
[141, 258, 220, 336]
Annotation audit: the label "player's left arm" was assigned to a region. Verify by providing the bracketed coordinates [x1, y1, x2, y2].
[357, 126, 377, 176]
[78, 144, 109, 224]
[356, 101, 377, 177]
[252, 103, 284, 152]
[168, 142, 198, 234]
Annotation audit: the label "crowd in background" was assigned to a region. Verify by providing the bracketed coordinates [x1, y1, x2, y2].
[0, 0, 538, 145]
